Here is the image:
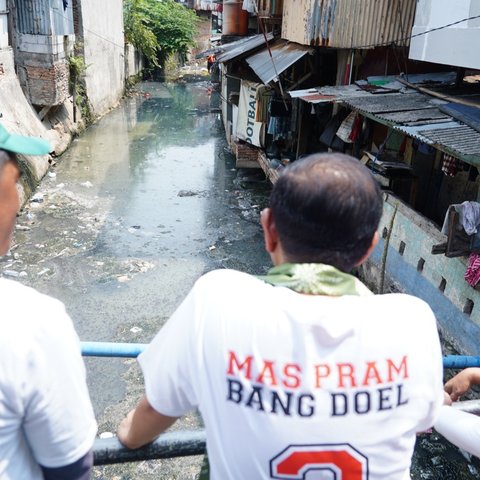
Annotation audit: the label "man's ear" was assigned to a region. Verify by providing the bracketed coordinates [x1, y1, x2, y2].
[355, 230, 380, 266]
[260, 208, 279, 254]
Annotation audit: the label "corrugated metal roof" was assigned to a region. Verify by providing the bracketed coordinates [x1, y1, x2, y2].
[289, 82, 480, 160]
[289, 84, 409, 103]
[16, 0, 74, 36]
[282, 0, 416, 48]
[16, 0, 51, 35]
[344, 92, 438, 113]
[245, 41, 313, 84]
[216, 33, 274, 63]
[376, 109, 451, 126]
[420, 126, 480, 156]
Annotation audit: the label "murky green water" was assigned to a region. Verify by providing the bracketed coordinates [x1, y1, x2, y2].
[3, 81, 480, 478]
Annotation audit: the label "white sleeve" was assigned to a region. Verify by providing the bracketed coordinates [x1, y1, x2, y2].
[22, 301, 97, 468]
[411, 299, 445, 433]
[138, 284, 200, 417]
[434, 406, 480, 458]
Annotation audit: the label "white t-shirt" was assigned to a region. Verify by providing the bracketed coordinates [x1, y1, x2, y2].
[139, 269, 444, 480]
[0, 278, 97, 479]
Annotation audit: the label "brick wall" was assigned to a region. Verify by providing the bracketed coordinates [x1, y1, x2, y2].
[19, 59, 69, 106]
[234, 140, 261, 168]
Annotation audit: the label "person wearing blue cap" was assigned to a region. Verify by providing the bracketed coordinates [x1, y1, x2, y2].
[0, 124, 97, 480]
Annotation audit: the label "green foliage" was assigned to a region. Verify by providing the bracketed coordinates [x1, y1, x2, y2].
[68, 46, 94, 124]
[124, 0, 199, 68]
[68, 54, 87, 87]
[124, 0, 160, 66]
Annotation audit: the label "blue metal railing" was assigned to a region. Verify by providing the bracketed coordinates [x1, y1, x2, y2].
[81, 341, 480, 369]
[94, 430, 206, 466]
[84, 341, 480, 466]
[81, 341, 147, 358]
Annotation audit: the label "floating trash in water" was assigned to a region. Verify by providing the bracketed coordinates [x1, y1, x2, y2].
[3, 270, 19, 277]
[31, 193, 44, 203]
[178, 190, 198, 197]
[130, 326, 143, 334]
[80, 181, 93, 188]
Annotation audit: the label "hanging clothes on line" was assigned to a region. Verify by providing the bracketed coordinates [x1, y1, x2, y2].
[267, 94, 291, 141]
[256, 87, 272, 123]
[442, 153, 460, 177]
[441, 201, 480, 237]
[465, 253, 480, 287]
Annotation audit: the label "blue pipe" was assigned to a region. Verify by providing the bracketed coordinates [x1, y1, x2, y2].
[443, 355, 480, 369]
[81, 342, 480, 368]
[81, 341, 147, 357]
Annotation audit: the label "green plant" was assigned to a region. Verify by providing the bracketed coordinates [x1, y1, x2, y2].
[68, 49, 94, 124]
[123, 0, 199, 70]
[68, 54, 86, 91]
[124, 0, 160, 67]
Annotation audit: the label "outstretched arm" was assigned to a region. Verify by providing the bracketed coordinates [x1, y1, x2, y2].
[445, 368, 480, 401]
[117, 395, 178, 449]
[435, 406, 480, 458]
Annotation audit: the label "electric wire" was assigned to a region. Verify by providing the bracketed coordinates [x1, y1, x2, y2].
[353, 14, 480, 49]
[51, 8, 132, 51]
[53, 8, 480, 57]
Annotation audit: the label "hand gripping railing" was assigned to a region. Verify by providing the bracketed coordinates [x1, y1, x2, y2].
[83, 341, 480, 466]
[93, 430, 206, 466]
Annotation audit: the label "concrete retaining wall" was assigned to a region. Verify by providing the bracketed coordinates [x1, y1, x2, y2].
[0, 48, 53, 202]
[77, 0, 125, 117]
[361, 193, 480, 355]
[125, 43, 144, 80]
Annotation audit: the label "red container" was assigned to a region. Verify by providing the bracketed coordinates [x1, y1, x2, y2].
[222, 0, 249, 35]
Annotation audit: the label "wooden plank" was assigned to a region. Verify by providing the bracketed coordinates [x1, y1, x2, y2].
[257, 151, 279, 184]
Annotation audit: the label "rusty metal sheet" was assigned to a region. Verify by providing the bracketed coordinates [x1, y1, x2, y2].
[282, 0, 416, 48]
[246, 41, 313, 84]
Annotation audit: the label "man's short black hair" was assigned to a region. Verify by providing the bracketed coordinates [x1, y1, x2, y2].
[269, 152, 383, 271]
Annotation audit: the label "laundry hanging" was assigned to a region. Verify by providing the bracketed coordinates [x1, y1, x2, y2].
[465, 253, 480, 287]
[442, 153, 460, 177]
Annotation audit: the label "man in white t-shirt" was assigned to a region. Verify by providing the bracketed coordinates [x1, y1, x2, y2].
[118, 153, 444, 479]
[0, 125, 97, 479]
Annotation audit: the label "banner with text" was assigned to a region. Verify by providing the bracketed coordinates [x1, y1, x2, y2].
[236, 80, 263, 147]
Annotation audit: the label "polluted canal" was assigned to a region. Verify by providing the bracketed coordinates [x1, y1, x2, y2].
[3, 81, 480, 479]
